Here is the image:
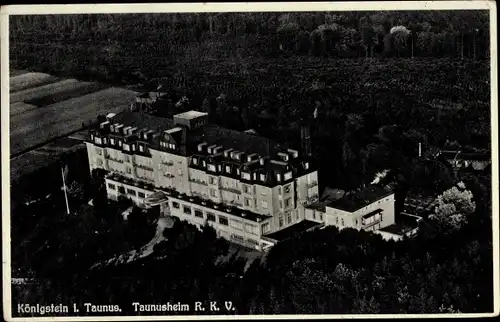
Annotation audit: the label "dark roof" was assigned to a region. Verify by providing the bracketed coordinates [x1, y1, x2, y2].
[110, 111, 175, 132]
[327, 185, 394, 213]
[362, 208, 383, 219]
[191, 124, 287, 158]
[264, 220, 323, 242]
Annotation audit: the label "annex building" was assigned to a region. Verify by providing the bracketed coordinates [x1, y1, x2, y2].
[85, 108, 397, 250]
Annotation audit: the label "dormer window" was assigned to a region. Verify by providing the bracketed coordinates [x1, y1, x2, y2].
[193, 158, 198, 165]
[207, 147, 212, 154]
[236, 169, 240, 175]
[304, 162, 309, 170]
[110, 138, 115, 145]
[118, 141, 122, 147]
[242, 172, 251, 180]
[260, 174, 266, 181]
[95, 137, 102, 145]
[202, 160, 206, 167]
[132, 145, 136, 151]
[284, 171, 292, 181]
[139, 145, 144, 152]
[226, 166, 231, 173]
[90, 134, 94, 140]
[123, 144, 130, 151]
[276, 173, 281, 182]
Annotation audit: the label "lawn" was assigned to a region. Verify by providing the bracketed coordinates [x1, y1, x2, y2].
[10, 79, 108, 107]
[9, 72, 59, 93]
[10, 87, 138, 155]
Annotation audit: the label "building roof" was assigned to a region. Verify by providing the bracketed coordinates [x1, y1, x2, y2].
[107, 111, 176, 133]
[264, 220, 323, 242]
[175, 110, 208, 120]
[191, 124, 287, 158]
[327, 185, 394, 213]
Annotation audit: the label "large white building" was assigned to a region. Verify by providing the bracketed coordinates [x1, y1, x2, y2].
[86, 110, 321, 250]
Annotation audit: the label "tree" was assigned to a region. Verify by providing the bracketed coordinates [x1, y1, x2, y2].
[430, 186, 476, 231]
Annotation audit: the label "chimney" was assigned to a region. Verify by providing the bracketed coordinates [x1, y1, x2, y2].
[224, 148, 234, 158]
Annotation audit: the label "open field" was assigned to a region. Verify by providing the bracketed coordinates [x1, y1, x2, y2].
[10, 102, 39, 116]
[10, 87, 138, 156]
[10, 79, 108, 106]
[10, 72, 59, 93]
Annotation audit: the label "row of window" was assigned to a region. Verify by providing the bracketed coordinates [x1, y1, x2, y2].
[160, 141, 177, 150]
[278, 211, 299, 228]
[171, 200, 261, 234]
[107, 183, 147, 198]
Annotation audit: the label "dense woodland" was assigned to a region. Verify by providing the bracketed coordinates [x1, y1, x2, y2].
[10, 11, 494, 315]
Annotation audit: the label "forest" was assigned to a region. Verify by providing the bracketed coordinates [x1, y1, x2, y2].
[9, 10, 494, 316]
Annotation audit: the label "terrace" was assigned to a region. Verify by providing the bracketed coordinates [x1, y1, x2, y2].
[327, 185, 394, 213]
[158, 186, 270, 223]
[264, 220, 324, 243]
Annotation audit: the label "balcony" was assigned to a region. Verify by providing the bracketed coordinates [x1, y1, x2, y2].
[135, 163, 154, 172]
[220, 186, 241, 194]
[307, 181, 319, 189]
[303, 196, 319, 207]
[161, 160, 174, 166]
[189, 178, 208, 186]
[104, 154, 124, 163]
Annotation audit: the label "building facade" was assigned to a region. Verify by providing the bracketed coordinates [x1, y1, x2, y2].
[86, 110, 320, 250]
[304, 185, 396, 233]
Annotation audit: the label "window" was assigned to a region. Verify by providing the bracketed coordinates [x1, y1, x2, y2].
[96, 148, 103, 155]
[177, 169, 183, 176]
[127, 189, 136, 196]
[183, 206, 191, 215]
[132, 145, 136, 151]
[118, 186, 125, 194]
[284, 184, 291, 194]
[194, 209, 204, 218]
[313, 211, 316, 220]
[262, 223, 270, 233]
[286, 212, 292, 224]
[139, 145, 144, 152]
[207, 212, 216, 222]
[118, 141, 122, 147]
[226, 166, 231, 173]
[208, 164, 216, 172]
[97, 159, 103, 166]
[209, 177, 216, 185]
[320, 213, 323, 221]
[193, 158, 198, 165]
[278, 187, 282, 194]
[336, 217, 339, 224]
[110, 138, 115, 145]
[242, 172, 251, 180]
[279, 200, 283, 209]
[138, 192, 145, 198]
[276, 174, 281, 182]
[285, 197, 292, 208]
[261, 200, 268, 209]
[219, 216, 229, 226]
[108, 183, 116, 190]
[294, 211, 299, 221]
[279, 216, 284, 228]
[172, 201, 180, 209]
[341, 218, 344, 226]
[95, 137, 102, 144]
[355, 219, 359, 226]
[210, 189, 217, 197]
[127, 167, 132, 174]
[245, 198, 251, 206]
[284, 171, 292, 181]
[244, 185, 251, 194]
